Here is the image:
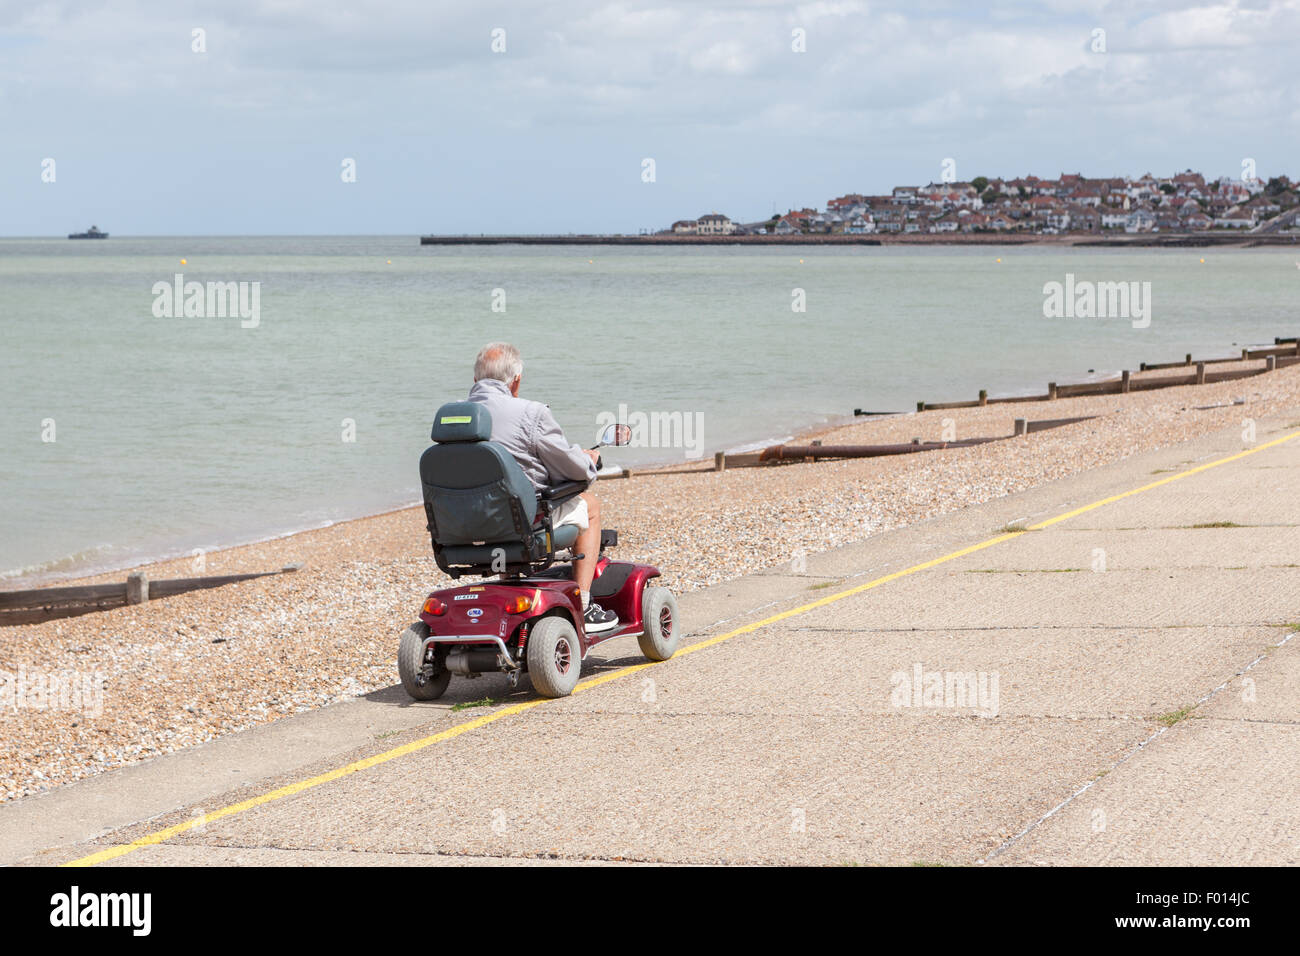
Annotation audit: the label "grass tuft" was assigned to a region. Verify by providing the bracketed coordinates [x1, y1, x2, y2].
[451, 697, 499, 712]
[1152, 705, 1196, 727]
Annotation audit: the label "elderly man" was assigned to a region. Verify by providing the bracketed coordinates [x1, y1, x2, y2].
[466, 342, 618, 633]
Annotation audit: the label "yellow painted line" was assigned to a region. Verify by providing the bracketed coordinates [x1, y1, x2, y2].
[63, 429, 1300, 867]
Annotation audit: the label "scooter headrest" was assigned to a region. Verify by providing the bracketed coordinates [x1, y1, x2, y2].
[431, 402, 492, 443]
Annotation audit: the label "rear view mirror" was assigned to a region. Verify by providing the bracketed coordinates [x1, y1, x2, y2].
[599, 423, 632, 447]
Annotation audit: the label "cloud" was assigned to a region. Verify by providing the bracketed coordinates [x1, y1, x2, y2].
[2, 0, 1297, 233]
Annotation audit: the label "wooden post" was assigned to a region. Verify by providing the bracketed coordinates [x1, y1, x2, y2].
[1121, 370, 1131, 393]
[1195, 361, 1206, 385]
[622, 469, 633, 480]
[714, 451, 726, 472]
[1047, 382, 1058, 400]
[1185, 353, 1192, 366]
[916, 401, 926, 412]
[1267, 355, 1277, 371]
[1014, 418, 1028, 436]
[126, 571, 149, 605]
[1242, 348, 1250, 360]
[978, 389, 988, 406]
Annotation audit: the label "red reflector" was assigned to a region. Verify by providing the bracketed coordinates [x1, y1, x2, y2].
[422, 597, 447, 616]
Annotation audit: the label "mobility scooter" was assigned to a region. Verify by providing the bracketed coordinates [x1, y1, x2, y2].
[398, 401, 680, 700]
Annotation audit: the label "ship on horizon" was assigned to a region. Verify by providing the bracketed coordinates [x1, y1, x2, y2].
[68, 225, 108, 239]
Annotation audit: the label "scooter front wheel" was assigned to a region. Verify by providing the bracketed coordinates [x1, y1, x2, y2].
[398, 622, 451, 701]
[638, 586, 680, 662]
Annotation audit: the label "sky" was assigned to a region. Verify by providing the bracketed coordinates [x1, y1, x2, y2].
[2, 0, 1298, 235]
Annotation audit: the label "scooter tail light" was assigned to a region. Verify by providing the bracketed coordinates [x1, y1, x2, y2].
[422, 597, 448, 616]
[505, 590, 539, 615]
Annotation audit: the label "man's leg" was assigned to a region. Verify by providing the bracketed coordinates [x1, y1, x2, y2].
[572, 492, 600, 593]
[569, 493, 617, 631]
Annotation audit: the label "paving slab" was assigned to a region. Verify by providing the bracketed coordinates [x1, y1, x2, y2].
[992, 720, 1300, 866]
[1197, 637, 1300, 724]
[952, 526, 1300, 572]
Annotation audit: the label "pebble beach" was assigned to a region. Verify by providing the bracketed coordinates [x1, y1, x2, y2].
[3, 356, 1298, 803]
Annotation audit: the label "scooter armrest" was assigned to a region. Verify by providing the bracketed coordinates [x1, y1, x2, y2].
[538, 479, 589, 503]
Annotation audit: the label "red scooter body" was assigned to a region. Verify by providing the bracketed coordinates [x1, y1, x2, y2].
[418, 557, 661, 656]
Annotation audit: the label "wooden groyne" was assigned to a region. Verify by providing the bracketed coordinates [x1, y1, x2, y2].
[1, 565, 302, 627]
[914, 343, 1299, 412]
[751, 415, 1097, 466]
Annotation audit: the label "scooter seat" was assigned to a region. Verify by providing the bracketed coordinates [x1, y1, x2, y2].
[439, 523, 580, 567]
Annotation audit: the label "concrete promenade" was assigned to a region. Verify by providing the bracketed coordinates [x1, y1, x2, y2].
[4, 415, 1297, 866]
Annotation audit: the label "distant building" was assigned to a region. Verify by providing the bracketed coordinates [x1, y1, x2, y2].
[1214, 208, 1256, 228]
[1126, 208, 1156, 233]
[929, 212, 959, 233]
[671, 219, 698, 234]
[696, 213, 736, 235]
[827, 193, 867, 211]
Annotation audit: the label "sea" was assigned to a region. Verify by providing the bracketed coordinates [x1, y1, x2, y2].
[1, 236, 1295, 584]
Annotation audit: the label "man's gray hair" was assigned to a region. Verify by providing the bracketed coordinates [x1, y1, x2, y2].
[474, 342, 523, 383]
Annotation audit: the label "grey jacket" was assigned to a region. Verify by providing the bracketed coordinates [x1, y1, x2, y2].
[467, 378, 596, 490]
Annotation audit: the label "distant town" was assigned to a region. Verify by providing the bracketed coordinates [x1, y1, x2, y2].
[667, 171, 1300, 238]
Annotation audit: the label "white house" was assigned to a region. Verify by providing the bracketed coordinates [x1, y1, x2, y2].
[1214, 208, 1256, 228]
[696, 213, 737, 235]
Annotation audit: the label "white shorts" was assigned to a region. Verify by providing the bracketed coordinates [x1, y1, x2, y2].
[551, 495, 589, 531]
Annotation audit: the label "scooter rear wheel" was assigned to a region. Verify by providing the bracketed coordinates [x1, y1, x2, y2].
[399, 622, 451, 701]
[638, 586, 680, 661]
[526, 616, 581, 698]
